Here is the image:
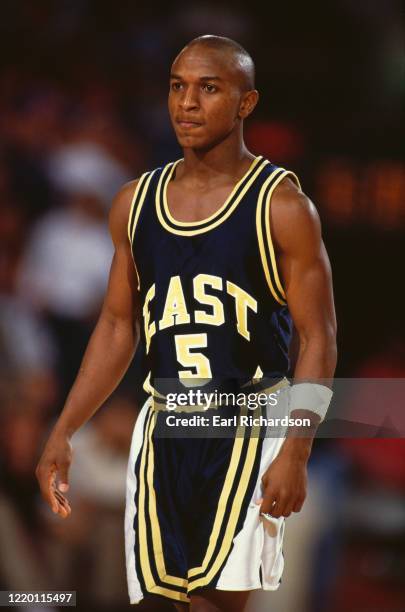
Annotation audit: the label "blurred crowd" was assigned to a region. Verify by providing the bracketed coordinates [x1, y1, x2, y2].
[0, 2, 404, 611]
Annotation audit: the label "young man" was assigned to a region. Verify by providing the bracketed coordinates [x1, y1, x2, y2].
[36, 35, 337, 611]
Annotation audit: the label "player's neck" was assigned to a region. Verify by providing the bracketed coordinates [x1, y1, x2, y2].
[181, 136, 254, 183]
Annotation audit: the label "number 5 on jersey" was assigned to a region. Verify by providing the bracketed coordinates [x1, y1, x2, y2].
[174, 333, 212, 384]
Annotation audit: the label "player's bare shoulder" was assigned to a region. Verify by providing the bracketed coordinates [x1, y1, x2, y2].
[109, 179, 140, 246]
[270, 175, 321, 254]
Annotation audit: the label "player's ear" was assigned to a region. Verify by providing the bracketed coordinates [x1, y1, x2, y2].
[238, 90, 259, 119]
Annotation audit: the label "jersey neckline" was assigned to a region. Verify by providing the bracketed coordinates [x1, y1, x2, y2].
[155, 155, 269, 236]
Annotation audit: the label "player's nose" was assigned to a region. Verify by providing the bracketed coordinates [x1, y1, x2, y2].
[179, 85, 200, 110]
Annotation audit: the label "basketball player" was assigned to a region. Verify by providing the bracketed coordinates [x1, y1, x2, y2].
[36, 35, 337, 612]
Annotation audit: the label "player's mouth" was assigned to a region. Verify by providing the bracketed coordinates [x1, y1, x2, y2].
[176, 119, 202, 129]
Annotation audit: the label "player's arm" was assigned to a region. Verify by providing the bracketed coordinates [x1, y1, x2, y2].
[35, 180, 141, 518]
[259, 177, 337, 518]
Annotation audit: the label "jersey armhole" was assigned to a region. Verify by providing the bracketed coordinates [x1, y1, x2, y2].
[256, 168, 301, 306]
[127, 170, 154, 290]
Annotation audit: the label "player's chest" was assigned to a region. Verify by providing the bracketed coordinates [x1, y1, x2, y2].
[166, 181, 235, 223]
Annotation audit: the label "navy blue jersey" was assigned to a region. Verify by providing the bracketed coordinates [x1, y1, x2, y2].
[128, 155, 300, 394]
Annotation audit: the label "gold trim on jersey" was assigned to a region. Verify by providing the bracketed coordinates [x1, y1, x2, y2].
[127, 170, 156, 290]
[256, 168, 301, 306]
[163, 156, 261, 227]
[127, 173, 148, 289]
[264, 170, 301, 301]
[127, 173, 147, 243]
[155, 156, 269, 236]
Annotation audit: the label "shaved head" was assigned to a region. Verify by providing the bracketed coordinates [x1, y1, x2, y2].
[176, 34, 255, 92]
[169, 34, 259, 150]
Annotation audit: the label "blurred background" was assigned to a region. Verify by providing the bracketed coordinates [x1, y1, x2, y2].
[0, 1, 404, 611]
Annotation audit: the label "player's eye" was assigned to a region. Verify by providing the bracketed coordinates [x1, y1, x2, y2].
[171, 82, 183, 91]
[202, 83, 217, 93]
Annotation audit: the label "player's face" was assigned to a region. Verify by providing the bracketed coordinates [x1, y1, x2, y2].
[168, 47, 247, 150]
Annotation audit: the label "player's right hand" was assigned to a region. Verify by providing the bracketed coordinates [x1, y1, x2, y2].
[35, 433, 73, 519]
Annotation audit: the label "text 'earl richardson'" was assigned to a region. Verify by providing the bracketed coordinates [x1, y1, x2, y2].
[143, 272, 258, 351]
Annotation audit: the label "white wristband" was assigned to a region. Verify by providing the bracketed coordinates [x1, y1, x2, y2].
[289, 383, 333, 422]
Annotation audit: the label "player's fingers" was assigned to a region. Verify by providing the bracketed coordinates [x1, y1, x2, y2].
[260, 494, 278, 515]
[54, 491, 71, 517]
[54, 489, 69, 505]
[282, 500, 295, 517]
[48, 470, 70, 516]
[269, 499, 286, 518]
[50, 493, 62, 514]
[57, 461, 70, 493]
[36, 464, 59, 513]
[58, 503, 71, 517]
[268, 489, 290, 518]
[56, 503, 69, 518]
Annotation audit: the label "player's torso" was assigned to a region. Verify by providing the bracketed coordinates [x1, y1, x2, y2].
[128, 155, 300, 392]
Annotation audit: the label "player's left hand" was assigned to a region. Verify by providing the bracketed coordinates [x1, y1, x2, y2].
[256, 451, 308, 518]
